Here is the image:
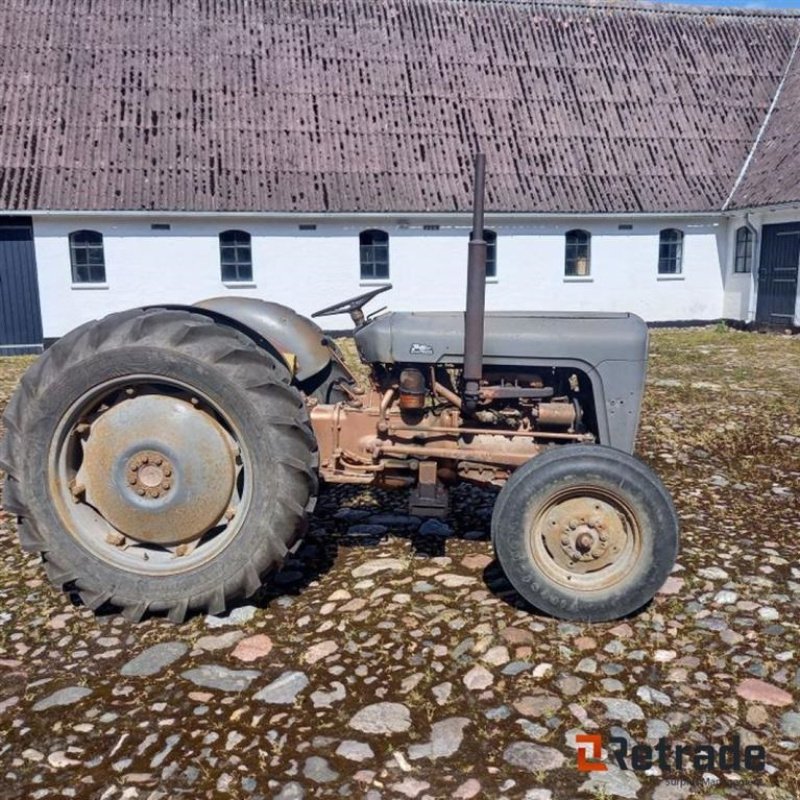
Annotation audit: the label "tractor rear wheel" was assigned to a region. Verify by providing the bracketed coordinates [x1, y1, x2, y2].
[0, 309, 318, 622]
[492, 444, 678, 621]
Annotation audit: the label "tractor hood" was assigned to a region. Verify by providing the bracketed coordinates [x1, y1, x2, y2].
[354, 311, 648, 366]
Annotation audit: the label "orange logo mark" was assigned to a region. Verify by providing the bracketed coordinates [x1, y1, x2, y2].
[576, 734, 607, 772]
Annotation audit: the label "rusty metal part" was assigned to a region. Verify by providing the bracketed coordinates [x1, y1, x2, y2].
[376, 474, 416, 489]
[479, 385, 554, 401]
[312, 383, 592, 487]
[433, 380, 462, 409]
[125, 449, 174, 499]
[575, 531, 593, 553]
[458, 462, 512, 486]
[373, 441, 533, 467]
[529, 490, 641, 589]
[535, 403, 577, 427]
[311, 396, 388, 480]
[378, 387, 395, 429]
[462, 152, 487, 413]
[457, 433, 539, 458]
[398, 368, 426, 410]
[409, 460, 449, 517]
[78, 395, 237, 545]
[388, 424, 591, 442]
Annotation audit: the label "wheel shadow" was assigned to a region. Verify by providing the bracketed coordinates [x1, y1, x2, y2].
[82, 480, 659, 625]
[480, 559, 657, 622]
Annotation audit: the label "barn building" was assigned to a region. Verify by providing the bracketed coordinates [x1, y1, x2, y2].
[1, 0, 799, 354]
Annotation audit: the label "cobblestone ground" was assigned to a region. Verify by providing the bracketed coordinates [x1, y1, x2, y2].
[0, 327, 798, 800]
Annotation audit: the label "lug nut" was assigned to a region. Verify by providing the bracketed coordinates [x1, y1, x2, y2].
[569, 519, 578, 530]
[128, 475, 137, 485]
[163, 467, 172, 477]
[154, 457, 163, 466]
[137, 488, 145, 496]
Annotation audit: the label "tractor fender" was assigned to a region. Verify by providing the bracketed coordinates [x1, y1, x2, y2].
[173, 297, 333, 382]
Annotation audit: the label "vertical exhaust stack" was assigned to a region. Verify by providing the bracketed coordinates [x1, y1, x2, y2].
[462, 152, 488, 414]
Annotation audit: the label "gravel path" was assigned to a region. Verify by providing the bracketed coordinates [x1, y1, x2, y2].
[0, 327, 798, 799]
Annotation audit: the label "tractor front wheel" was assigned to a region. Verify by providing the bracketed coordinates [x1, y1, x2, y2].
[492, 445, 679, 621]
[0, 309, 318, 622]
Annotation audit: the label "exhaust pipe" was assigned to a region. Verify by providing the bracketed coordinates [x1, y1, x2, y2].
[462, 152, 487, 414]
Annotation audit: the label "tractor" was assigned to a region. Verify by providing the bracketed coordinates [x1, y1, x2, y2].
[0, 155, 679, 623]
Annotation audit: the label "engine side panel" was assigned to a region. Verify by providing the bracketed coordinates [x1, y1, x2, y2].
[354, 311, 648, 453]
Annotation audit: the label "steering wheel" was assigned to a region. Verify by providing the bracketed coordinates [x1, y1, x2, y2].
[311, 284, 392, 326]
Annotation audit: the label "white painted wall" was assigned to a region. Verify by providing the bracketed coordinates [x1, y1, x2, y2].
[31, 213, 729, 338]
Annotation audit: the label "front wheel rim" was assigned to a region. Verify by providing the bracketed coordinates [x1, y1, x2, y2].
[527, 485, 642, 592]
[49, 375, 252, 577]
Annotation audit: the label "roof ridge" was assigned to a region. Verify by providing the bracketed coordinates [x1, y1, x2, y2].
[723, 30, 800, 211]
[454, 0, 800, 20]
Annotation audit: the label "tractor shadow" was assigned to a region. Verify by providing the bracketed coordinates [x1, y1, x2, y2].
[77, 478, 652, 624]
[247, 480, 503, 612]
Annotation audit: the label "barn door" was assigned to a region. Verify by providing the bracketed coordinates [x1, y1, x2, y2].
[0, 216, 43, 355]
[756, 222, 800, 326]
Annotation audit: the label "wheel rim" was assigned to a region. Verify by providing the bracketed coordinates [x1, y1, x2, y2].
[527, 486, 642, 591]
[49, 376, 251, 576]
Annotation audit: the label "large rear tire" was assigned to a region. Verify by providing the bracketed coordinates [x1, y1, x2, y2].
[0, 309, 318, 622]
[492, 445, 678, 621]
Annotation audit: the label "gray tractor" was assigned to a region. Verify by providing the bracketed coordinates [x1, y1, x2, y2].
[0, 155, 679, 623]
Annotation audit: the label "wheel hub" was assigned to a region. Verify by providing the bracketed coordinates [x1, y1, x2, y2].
[76, 394, 237, 545]
[556, 512, 612, 563]
[126, 450, 174, 498]
[539, 494, 632, 580]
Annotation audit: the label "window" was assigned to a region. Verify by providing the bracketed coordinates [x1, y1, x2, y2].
[658, 229, 683, 274]
[565, 229, 591, 276]
[470, 229, 497, 278]
[359, 229, 389, 280]
[69, 230, 106, 284]
[734, 226, 754, 273]
[219, 230, 253, 283]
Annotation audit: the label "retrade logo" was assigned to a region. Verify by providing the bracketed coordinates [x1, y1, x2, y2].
[576, 734, 607, 772]
[575, 734, 766, 774]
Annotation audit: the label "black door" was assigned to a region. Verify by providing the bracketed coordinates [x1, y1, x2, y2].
[756, 222, 800, 326]
[0, 216, 43, 355]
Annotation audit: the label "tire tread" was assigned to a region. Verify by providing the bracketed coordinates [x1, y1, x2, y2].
[1, 308, 318, 622]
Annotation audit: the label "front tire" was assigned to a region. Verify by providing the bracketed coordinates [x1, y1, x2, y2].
[492, 445, 679, 621]
[0, 309, 318, 622]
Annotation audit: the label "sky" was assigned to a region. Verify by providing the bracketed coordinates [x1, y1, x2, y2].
[658, 0, 800, 8]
